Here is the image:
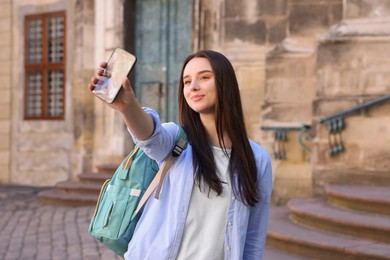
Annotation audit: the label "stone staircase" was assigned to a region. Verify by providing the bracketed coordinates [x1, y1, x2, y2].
[266, 184, 390, 259]
[38, 164, 116, 206]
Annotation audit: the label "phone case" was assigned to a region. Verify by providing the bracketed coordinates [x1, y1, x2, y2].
[92, 48, 137, 103]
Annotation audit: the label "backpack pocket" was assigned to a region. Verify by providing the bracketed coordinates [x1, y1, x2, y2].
[91, 183, 142, 239]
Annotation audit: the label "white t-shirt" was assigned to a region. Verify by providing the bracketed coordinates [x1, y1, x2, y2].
[177, 146, 231, 260]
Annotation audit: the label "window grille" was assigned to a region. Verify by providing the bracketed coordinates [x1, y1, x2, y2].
[24, 11, 66, 120]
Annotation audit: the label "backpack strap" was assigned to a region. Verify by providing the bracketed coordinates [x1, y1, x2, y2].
[118, 146, 139, 180]
[154, 137, 187, 199]
[133, 126, 187, 218]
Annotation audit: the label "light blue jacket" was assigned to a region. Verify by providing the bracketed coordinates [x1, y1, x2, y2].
[124, 108, 272, 260]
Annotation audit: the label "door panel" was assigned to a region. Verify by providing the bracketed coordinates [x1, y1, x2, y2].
[135, 0, 192, 122]
[141, 81, 166, 120]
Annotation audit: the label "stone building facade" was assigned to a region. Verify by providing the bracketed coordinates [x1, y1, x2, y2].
[1, 0, 389, 205]
[1, 0, 278, 187]
[312, 1, 390, 193]
[2, 0, 94, 186]
[263, 0, 390, 203]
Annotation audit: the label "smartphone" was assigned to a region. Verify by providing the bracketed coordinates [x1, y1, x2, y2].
[92, 48, 137, 103]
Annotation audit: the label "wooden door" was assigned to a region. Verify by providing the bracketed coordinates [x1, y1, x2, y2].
[134, 0, 192, 122]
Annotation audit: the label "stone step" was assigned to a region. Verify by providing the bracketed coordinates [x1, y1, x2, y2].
[96, 164, 118, 174]
[37, 189, 98, 206]
[288, 198, 390, 244]
[37, 165, 116, 206]
[267, 207, 390, 260]
[78, 172, 112, 184]
[315, 170, 390, 191]
[56, 180, 102, 194]
[264, 246, 312, 260]
[326, 184, 390, 216]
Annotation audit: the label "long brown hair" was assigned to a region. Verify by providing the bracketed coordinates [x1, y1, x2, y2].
[178, 50, 259, 206]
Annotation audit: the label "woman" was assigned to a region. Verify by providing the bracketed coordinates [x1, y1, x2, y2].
[89, 50, 272, 259]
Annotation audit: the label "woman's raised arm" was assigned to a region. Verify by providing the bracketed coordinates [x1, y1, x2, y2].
[88, 62, 154, 140]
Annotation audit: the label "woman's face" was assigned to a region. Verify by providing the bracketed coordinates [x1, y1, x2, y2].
[182, 57, 217, 115]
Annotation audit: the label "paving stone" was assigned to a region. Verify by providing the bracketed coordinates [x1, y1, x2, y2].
[52, 249, 67, 259]
[20, 247, 37, 259]
[7, 243, 23, 253]
[0, 185, 125, 260]
[0, 184, 290, 260]
[83, 255, 101, 260]
[34, 255, 51, 260]
[4, 253, 20, 260]
[52, 254, 68, 260]
[67, 255, 83, 260]
[0, 244, 8, 259]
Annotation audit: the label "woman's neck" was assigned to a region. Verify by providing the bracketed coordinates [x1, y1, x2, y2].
[200, 114, 232, 149]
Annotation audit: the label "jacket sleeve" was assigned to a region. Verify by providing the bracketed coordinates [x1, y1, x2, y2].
[128, 107, 179, 163]
[243, 155, 272, 259]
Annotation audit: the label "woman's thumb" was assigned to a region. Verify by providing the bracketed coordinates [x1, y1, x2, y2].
[122, 78, 132, 91]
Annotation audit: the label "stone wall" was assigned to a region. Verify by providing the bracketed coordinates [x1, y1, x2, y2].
[261, 0, 343, 204]
[345, 0, 390, 19]
[4, 0, 130, 186]
[288, 0, 342, 36]
[4, 0, 390, 195]
[265, 0, 390, 200]
[312, 17, 390, 193]
[197, 0, 345, 204]
[0, 0, 12, 183]
[263, 46, 316, 204]
[9, 0, 75, 186]
[198, 0, 288, 143]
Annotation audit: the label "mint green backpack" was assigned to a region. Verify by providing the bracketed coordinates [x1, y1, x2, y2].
[88, 128, 187, 256]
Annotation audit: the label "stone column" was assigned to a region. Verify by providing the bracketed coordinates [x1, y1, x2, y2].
[91, 0, 132, 169]
[71, 0, 96, 177]
[0, 0, 12, 183]
[312, 0, 390, 193]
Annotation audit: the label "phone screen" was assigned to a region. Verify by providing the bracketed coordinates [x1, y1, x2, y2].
[93, 76, 111, 95]
[92, 48, 137, 103]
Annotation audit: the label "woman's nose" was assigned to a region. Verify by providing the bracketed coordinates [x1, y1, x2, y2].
[190, 80, 200, 91]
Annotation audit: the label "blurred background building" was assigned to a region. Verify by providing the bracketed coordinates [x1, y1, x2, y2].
[1, 0, 390, 257]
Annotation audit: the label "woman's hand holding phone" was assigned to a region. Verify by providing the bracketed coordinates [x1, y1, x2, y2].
[88, 48, 154, 140]
[88, 61, 137, 114]
[89, 48, 137, 103]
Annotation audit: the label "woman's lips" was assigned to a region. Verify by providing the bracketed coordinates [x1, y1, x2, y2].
[191, 94, 204, 101]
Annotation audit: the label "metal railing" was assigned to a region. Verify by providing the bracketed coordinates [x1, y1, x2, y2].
[261, 94, 390, 159]
[319, 94, 390, 124]
[261, 125, 311, 160]
[319, 94, 390, 155]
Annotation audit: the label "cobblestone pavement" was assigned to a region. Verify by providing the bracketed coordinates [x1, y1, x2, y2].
[0, 185, 122, 260]
[0, 185, 307, 260]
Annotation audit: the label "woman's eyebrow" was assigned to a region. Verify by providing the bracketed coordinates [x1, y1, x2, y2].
[183, 70, 213, 79]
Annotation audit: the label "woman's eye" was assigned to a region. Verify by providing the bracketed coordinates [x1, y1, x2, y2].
[184, 80, 191, 86]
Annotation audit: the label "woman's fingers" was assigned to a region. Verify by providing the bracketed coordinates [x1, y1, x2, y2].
[89, 76, 99, 91]
[97, 61, 108, 76]
[90, 61, 108, 91]
[97, 68, 104, 76]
